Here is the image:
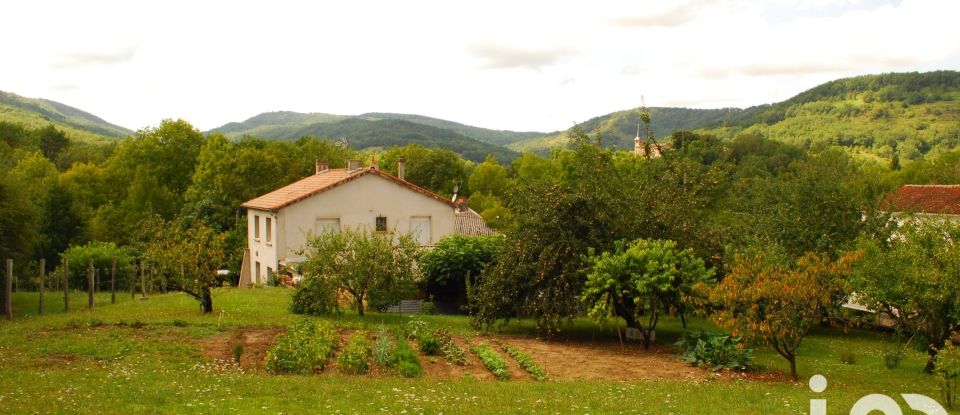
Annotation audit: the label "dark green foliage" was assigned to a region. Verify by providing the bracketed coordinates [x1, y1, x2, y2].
[378, 144, 470, 196]
[290, 275, 341, 316]
[675, 331, 753, 372]
[501, 343, 546, 381]
[60, 242, 134, 288]
[420, 235, 504, 308]
[471, 343, 508, 380]
[471, 131, 640, 335]
[416, 333, 440, 356]
[36, 125, 70, 162]
[265, 320, 339, 374]
[582, 239, 714, 348]
[232, 343, 244, 364]
[337, 332, 372, 374]
[392, 333, 422, 378]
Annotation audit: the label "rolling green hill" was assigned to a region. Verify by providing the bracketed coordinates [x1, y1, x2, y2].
[210, 111, 547, 146]
[282, 118, 519, 163]
[508, 107, 743, 153]
[509, 71, 960, 162]
[0, 90, 132, 142]
[700, 71, 960, 162]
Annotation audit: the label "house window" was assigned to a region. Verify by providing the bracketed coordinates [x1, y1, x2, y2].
[254, 215, 261, 241]
[255, 261, 261, 284]
[315, 218, 340, 235]
[376, 216, 387, 232]
[265, 217, 272, 244]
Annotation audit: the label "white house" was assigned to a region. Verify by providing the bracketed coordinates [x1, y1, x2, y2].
[238, 158, 494, 285]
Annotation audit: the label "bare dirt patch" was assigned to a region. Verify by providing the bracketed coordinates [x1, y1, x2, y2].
[199, 327, 786, 382]
[199, 327, 285, 370]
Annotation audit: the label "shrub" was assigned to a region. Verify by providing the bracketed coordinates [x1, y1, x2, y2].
[417, 332, 441, 356]
[435, 329, 466, 365]
[404, 318, 430, 340]
[290, 275, 341, 316]
[373, 325, 394, 367]
[501, 342, 546, 381]
[420, 234, 504, 307]
[265, 319, 339, 374]
[338, 332, 372, 374]
[420, 301, 437, 315]
[392, 334, 422, 378]
[675, 331, 753, 372]
[471, 343, 508, 380]
[937, 342, 960, 410]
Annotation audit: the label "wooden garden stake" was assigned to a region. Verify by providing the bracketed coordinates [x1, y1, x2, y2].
[63, 258, 69, 312]
[4, 259, 12, 320]
[87, 258, 94, 310]
[38, 258, 45, 315]
[111, 258, 116, 304]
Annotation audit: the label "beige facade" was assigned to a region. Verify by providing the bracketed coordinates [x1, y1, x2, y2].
[243, 169, 460, 284]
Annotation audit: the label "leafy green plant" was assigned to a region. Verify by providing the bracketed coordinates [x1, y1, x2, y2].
[337, 331, 372, 374]
[404, 318, 430, 340]
[265, 319, 339, 374]
[501, 342, 546, 381]
[392, 333, 422, 378]
[290, 272, 341, 316]
[232, 343, 244, 364]
[420, 300, 437, 315]
[471, 343, 508, 380]
[675, 331, 753, 372]
[434, 329, 466, 365]
[373, 325, 394, 367]
[937, 342, 960, 410]
[417, 332, 440, 356]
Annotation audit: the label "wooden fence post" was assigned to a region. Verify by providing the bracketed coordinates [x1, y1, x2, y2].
[63, 258, 69, 313]
[111, 258, 116, 304]
[4, 259, 12, 320]
[87, 258, 94, 311]
[140, 260, 146, 300]
[130, 260, 136, 299]
[38, 258, 45, 315]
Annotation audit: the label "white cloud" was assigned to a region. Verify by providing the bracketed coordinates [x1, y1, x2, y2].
[0, 0, 956, 133]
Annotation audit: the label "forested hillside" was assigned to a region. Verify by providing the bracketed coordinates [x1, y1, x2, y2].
[510, 71, 960, 162]
[0, 90, 131, 142]
[508, 107, 742, 153]
[701, 71, 960, 163]
[212, 111, 545, 146]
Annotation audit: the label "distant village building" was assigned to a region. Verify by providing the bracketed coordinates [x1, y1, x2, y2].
[238, 157, 494, 285]
[884, 184, 960, 222]
[843, 184, 960, 327]
[633, 124, 670, 158]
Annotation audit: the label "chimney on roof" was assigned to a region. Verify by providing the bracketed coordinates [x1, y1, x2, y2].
[348, 159, 362, 172]
[315, 160, 329, 175]
[398, 156, 406, 181]
[455, 196, 468, 213]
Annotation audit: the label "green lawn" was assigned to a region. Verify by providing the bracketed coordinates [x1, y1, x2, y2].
[0, 287, 952, 414]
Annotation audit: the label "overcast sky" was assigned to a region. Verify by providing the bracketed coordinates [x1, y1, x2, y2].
[2, 0, 958, 133]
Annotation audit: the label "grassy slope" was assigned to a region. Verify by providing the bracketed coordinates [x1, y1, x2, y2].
[358, 113, 547, 146]
[0, 288, 951, 414]
[0, 91, 132, 142]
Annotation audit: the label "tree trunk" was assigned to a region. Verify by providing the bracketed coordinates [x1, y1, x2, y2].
[200, 287, 213, 314]
[925, 346, 938, 374]
[356, 295, 365, 317]
[787, 353, 798, 380]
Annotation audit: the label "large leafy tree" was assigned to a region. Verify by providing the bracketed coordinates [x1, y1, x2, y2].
[582, 239, 714, 348]
[142, 219, 227, 313]
[379, 144, 468, 196]
[709, 250, 856, 379]
[297, 227, 420, 316]
[470, 129, 639, 334]
[850, 220, 960, 373]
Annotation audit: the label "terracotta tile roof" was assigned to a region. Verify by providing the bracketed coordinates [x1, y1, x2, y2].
[886, 184, 960, 215]
[241, 168, 456, 211]
[455, 209, 497, 236]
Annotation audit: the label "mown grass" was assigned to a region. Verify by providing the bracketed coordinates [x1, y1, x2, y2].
[0, 287, 954, 414]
